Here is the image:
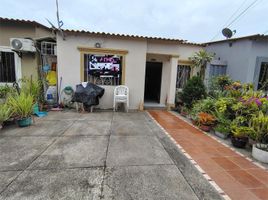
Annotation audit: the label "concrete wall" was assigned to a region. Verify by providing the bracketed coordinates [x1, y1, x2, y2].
[206, 39, 268, 86]
[250, 41, 268, 88]
[57, 33, 201, 109]
[206, 40, 253, 83]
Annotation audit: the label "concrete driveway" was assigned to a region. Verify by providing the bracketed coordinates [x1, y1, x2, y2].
[0, 111, 222, 200]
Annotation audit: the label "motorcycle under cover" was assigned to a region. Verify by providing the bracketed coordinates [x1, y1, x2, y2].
[72, 83, 105, 106]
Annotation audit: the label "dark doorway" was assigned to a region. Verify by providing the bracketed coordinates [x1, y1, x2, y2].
[144, 62, 162, 103]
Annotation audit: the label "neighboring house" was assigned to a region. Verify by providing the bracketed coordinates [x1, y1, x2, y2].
[205, 34, 268, 89]
[0, 17, 53, 84]
[56, 30, 202, 110]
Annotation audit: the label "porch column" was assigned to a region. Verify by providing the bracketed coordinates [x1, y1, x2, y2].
[167, 56, 179, 110]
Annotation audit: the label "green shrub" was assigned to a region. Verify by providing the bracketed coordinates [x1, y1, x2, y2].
[181, 76, 206, 108]
[249, 112, 268, 144]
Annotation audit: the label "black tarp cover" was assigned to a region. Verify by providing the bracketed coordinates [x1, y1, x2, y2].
[72, 83, 105, 107]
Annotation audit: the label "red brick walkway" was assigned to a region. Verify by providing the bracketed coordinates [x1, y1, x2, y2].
[149, 110, 268, 200]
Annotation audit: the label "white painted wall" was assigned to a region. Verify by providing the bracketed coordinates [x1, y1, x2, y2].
[57, 33, 201, 109]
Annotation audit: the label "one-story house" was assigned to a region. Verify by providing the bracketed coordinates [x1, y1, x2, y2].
[205, 34, 268, 89]
[0, 17, 54, 84]
[56, 30, 202, 110]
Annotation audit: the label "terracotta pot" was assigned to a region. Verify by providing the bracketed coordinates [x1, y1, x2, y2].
[200, 124, 212, 132]
[231, 136, 248, 148]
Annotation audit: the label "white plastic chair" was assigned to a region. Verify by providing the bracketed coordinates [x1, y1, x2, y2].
[113, 85, 129, 112]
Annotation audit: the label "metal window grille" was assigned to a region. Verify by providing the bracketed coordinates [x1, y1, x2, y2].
[84, 54, 122, 86]
[209, 65, 227, 77]
[257, 62, 268, 90]
[0, 51, 16, 82]
[41, 41, 57, 56]
[176, 65, 191, 89]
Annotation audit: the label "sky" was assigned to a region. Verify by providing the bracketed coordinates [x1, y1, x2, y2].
[1, 0, 268, 43]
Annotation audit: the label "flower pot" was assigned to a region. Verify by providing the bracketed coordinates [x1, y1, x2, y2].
[181, 112, 188, 117]
[214, 131, 228, 139]
[33, 103, 39, 114]
[17, 117, 32, 127]
[252, 144, 268, 163]
[200, 124, 212, 132]
[231, 136, 248, 148]
[248, 138, 256, 147]
[191, 119, 197, 126]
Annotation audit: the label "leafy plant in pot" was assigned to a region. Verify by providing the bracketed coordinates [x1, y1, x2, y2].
[180, 106, 189, 117]
[213, 111, 232, 139]
[0, 103, 12, 130]
[214, 123, 230, 139]
[197, 112, 216, 132]
[7, 93, 34, 127]
[249, 112, 268, 163]
[230, 125, 253, 148]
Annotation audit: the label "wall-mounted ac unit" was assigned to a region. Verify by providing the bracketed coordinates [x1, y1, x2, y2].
[10, 38, 36, 52]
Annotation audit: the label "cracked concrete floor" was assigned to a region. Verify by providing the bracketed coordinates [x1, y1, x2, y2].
[0, 111, 222, 200]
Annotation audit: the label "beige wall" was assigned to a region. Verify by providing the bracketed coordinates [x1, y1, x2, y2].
[57, 33, 202, 109]
[57, 34, 147, 109]
[21, 54, 38, 79]
[0, 21, 52, 81]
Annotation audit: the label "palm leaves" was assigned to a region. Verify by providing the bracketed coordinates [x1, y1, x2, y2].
[189, 50, 214, 80]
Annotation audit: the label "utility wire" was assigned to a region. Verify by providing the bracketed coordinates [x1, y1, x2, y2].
[210, 0, 260, 41]
[210, 0, 249, 41]
[223, 0, 249, 28]
[225, 0, 260, 27]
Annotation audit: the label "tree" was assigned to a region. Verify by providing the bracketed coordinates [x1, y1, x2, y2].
[189, 50, 214, 80]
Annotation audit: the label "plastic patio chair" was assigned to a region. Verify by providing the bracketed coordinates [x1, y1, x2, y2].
[113, 85, 129, 112]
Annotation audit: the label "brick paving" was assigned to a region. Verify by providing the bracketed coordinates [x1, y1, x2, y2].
[149, 110, 268, 200]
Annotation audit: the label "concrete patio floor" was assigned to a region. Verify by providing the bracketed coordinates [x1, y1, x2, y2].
[0, 111, 221, 200]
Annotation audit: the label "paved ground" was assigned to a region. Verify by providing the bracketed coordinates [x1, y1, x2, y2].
[150, 110, 268, 200]
[0, 111, 221, 200]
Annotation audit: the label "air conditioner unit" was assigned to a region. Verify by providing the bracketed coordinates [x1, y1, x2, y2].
[10, 38, 36, 52]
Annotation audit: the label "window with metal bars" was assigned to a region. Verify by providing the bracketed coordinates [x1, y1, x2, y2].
[0, 51, 16, 83]
[176, 65, 191, 89]
[257, 62, 268, 90]
[84, 54, 122, 86]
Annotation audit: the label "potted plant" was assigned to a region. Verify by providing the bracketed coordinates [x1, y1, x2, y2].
[19, 78, 42, 114]
[180, 106, 189, 117]
[0, 103, 12, 130]
[249, 112, 268, 163]
[197, 112, 216, 132]
[214, 123, 230, 139]
[230, 125, 253, 148]
[7, 93, 34, 127]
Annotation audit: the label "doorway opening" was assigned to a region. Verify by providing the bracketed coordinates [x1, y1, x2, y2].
[144, 62, 162, 103]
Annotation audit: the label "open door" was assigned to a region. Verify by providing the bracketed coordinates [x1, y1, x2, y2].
[144, 62, 162, 103]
